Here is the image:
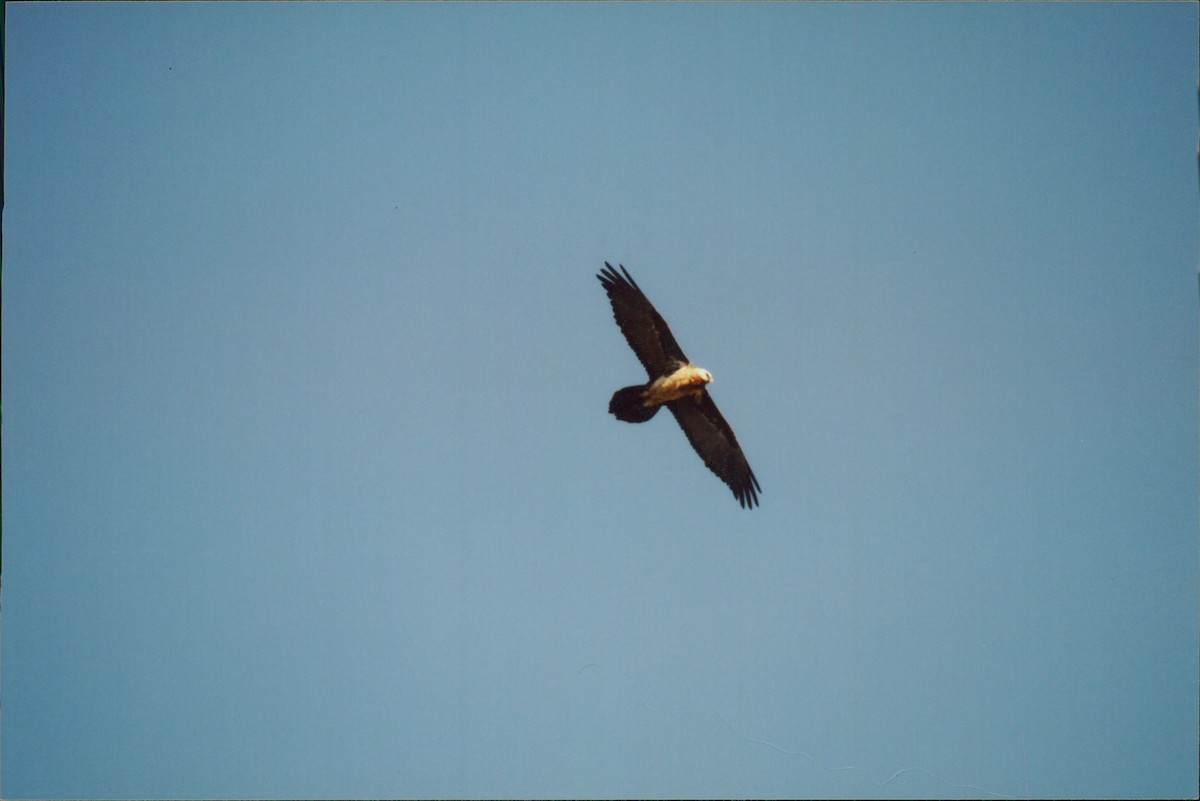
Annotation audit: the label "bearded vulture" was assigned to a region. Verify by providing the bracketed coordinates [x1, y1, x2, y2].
[597, 262, 762, 509]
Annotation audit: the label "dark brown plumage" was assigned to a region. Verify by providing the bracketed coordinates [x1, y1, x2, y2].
[597, 262, 761, 509]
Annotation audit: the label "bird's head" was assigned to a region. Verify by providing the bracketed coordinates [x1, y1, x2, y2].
[697, 368, 713, 385]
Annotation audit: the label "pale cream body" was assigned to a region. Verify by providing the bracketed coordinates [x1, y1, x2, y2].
[643, 364, 713, 406]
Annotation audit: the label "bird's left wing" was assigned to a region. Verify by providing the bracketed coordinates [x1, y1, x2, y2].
[597, 263, 689, 379]
[668, 393, 762, 509]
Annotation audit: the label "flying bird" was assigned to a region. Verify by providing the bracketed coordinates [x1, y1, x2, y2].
[597, 262, 762, 508]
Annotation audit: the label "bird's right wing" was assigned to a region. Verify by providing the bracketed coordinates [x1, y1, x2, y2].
[597, 263, 689, 379]
[669, 392, 761, 509]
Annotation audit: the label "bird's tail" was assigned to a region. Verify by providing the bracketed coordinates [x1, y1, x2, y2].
[609, 384, 659, 423]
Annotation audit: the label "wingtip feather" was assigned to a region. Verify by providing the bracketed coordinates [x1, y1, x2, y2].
[618, 263, 641, 292]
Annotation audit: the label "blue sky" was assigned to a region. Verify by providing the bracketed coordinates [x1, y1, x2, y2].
[2, 3, 1196, 798]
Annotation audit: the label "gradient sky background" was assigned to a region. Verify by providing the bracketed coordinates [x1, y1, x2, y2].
[2, 4, 1197, 799]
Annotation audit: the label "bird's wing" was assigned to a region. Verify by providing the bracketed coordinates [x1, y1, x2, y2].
[669, 392, 762, 509]
[597, 263, 688, 378]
